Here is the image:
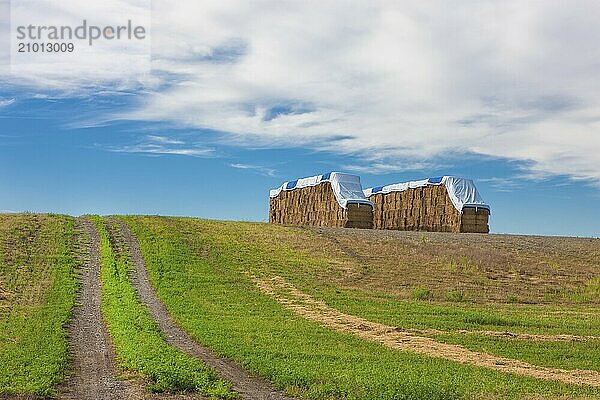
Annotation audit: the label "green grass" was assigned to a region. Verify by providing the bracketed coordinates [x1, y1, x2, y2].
[568, 277, 600, 303]
[507, 294, 521, 303]
[302, 285, 600, 372]
[92, 217, 233, 396]
[444, 290, 468, 303]
[194, 219, 600, 376]
[122, 216, 600, 400]
[316, 287, 600, 336]
[0, 214, 79, 396]
[410, 287, 432, 301]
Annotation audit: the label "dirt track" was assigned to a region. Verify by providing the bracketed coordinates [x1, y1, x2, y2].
[58, 218, 211, 400]
[253, 274, 600, 388]
[108, 218, 293, 400]
[58, 217, 137, 400]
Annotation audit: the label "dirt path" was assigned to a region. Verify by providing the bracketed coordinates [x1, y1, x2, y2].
[252, 275, 600, 388]
[59, 218, 210, 400]
[108, 218, 293, 400]
[58, 217, 139, 400]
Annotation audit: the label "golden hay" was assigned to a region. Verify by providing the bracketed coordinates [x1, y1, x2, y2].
[269, 182, 373, 229]
[368, 185, 489, 233]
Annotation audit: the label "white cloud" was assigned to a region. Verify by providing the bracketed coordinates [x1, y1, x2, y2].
[229, 163, 276, 177]
[4, 1, 600, 185]
[478, 177, 526, 193]
[145, 135, 183, 145]
[0, 98, 15, 107]
[108, 135, 214, 157]
[343, 161, 436, 175]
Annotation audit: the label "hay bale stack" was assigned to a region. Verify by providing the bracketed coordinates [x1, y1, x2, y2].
[269, 181, 373, 229]
[366, 176, 490, 233]
[369, 185, 462, 232]
[460, 207, 490, 233]
[370, 193, 384, 229]
[345, 203, 374, 229]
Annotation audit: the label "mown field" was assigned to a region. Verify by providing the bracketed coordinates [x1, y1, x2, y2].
[0, 214, 78, 396]
[122, 216, 600, 400]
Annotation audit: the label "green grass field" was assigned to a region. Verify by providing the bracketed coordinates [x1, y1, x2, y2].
[1, 213, 598, 399]
[122, 216, 600, 400]
[92, 217, 233, 396]
[0, 214, 79, 396]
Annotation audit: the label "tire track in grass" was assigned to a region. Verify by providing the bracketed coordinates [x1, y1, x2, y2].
[110, 218, 293, 400]
[100, 216, 230, 399]
[252, 275, 600, 388]
[59, 217, 140, 400]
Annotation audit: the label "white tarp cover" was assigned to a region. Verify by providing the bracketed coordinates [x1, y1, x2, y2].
[270, 172, 373, 209]
[363, 176, 489, 213]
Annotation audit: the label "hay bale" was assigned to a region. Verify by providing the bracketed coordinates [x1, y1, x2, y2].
[460, 207, 490, 233]
[270, 181, 373, 229]
[368, 185, 464, 233]
[365, 177, 489, 233]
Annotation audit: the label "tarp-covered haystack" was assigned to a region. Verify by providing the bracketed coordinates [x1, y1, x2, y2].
[269, 172, 374, 229]
[364, 176, 490, 233]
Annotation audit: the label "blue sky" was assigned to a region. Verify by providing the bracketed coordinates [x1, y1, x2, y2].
[1, 93, 598, 237]
[1, 1, 599, 237]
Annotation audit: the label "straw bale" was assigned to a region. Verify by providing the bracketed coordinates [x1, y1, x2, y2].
[368, 185, 489, 233]
[269, 182, 373, 229]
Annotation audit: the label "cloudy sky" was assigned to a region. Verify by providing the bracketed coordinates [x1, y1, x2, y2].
[1, 0, 599, 236]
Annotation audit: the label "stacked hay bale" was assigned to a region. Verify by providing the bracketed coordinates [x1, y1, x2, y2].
[365, 177, 490, 233]
[369, 184, 460, 232]
[460, 207, 490, 233]
[269, 173, 373, 229]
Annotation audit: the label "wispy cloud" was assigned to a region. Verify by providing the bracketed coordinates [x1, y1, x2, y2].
[0, 98, 15, 107]
[111, 145, 214, 157]
[343, 161, 436, 175]
[108, 135, 214, 157]
[229, 163, 276, 177]
[478, 177, 526, 192]
[478, 173, 599, 192]
[124, 2, 600, 186]
[145, 135, 184, 145]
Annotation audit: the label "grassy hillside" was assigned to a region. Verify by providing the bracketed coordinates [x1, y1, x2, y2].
[122, 216, 600, 400]
[2, 213, 597, 398]
[0, 214, 79, 396]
